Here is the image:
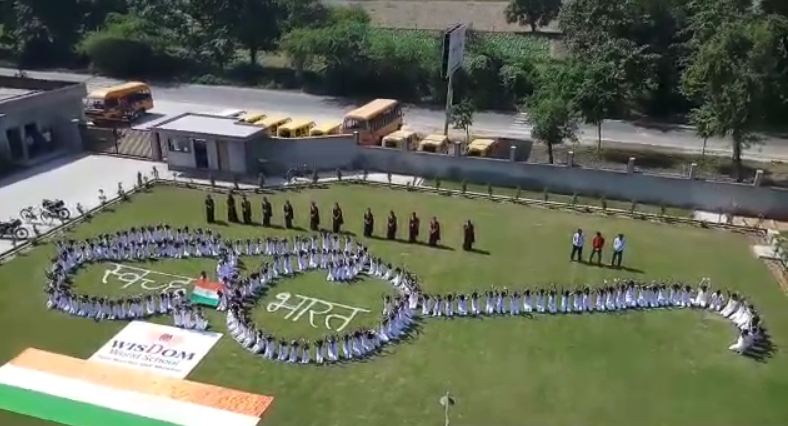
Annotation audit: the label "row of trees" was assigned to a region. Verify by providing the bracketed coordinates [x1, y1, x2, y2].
[502, 0, 788, 179]
[0, 0, 547, 109]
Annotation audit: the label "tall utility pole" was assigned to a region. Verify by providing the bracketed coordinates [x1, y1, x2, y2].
[442, 24, 467, 135]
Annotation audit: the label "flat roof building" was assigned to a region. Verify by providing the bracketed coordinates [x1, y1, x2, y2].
[150, 113, 265, 174]
[0, 76, 86, 167]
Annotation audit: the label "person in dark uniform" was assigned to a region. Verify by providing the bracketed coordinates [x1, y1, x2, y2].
[386, 211, 397, 240]
[408, 212, 420, 243]
[428, 216, 441, 247]
[309, 202, 320, 231]
[241, 195, 252, 224]
[463, 220, 475, 251]
[363, 208, 374, 237]
[283, 200, 294, 229]
[227, 193, 238, 223]
[205, 194, 215, 223]
[332, 202, 344, 233]
[261, 196, 272, 227]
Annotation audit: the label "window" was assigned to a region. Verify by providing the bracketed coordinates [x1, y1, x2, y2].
[167, 137, 191, 153]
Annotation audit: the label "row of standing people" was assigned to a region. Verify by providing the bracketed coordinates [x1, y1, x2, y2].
[206, 194, 478, 250]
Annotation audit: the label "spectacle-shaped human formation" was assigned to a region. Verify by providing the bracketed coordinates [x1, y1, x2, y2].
[44, 224, 769, 366]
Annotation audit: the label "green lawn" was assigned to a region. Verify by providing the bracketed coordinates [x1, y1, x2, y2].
[1, 183, 787, 426]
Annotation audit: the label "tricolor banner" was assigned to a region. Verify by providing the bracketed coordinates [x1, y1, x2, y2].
[191, 278, 223, 307]
[0, 348, 273, 426]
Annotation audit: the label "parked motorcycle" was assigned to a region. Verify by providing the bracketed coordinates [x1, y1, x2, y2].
[19, 199, 71, 223]
[42, 199, 70, 220]
[0, 219, 30, 240]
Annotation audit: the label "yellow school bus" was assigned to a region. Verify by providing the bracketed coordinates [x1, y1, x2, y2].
[418, 133, 449, 153]
[277, 120, 316, 138]
[309, 122, 342, 136]
[342, 99, 403, 145]
[382, 129, 419, 149]
[84, 82, 153, 122]
[466, 138, 498, 157]
[254, 116, 291, 135]
[238, 111, 266, 124]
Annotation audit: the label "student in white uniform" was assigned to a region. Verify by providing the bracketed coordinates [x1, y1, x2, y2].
[728, 330, 753, 354]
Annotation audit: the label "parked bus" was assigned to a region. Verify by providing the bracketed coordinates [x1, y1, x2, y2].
[418, 134, 449, 153]
[466, 138, 498, 157]
[238, 111, 266, 124]
[84, 82, 153, 122]
[382, 129, 419, 150]
[342, 99, 403, 145]
[254, 116, 291, 135]
[310, 122, 342, 137]
[278, 120, 316, 138]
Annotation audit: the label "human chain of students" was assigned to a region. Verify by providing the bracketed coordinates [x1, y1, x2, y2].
[43, 224, 768, 366]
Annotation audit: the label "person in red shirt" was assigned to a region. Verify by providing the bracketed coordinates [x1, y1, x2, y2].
[589, 232, 605, 264]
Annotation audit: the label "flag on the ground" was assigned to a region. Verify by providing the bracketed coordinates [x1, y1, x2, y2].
[191, 279, 223, 307]
[0, 348, 273, 426]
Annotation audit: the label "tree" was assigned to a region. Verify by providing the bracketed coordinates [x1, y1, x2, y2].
[529, 97, 578, 164]
[688, 104, 717, 158]
[229, 0, 284, 65]
[527, 63, 580, 164]
[682, 19, 767, 181]
[2, 0, 88, 64]
[559, 0, 689, 117]
[573, 58, 619, 152]
[451, 98, 475, 142]
[78, 14, 167, 77]
[281, 0, 330, 31]
[504, 0, 562, 33]
[280, 28, 319, 81]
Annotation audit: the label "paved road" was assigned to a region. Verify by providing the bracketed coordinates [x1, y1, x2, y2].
[4, 67, 788, 161]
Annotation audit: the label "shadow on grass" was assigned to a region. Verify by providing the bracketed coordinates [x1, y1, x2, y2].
[466, 248, 491, 255]
[575, 260, 645, 274]
[367, 234, 455, 251]
[744, 333, 776, 363]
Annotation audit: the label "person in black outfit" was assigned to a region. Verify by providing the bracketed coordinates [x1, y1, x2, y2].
[428, 216, 440, 247]
[408, 212, 420, 243]
[387, 211, 397, 240]
[261, 197, 272, 227]
[332, 203, 344, 233]
[241, 195, 252, 224]
[283, 200, 294, 229]
[463, 220, 475, 251]
[363, 208, 374, 237]
[309, 202, 320, 231]
[205, 194, 215, 223]
[227, 193, 238, 223]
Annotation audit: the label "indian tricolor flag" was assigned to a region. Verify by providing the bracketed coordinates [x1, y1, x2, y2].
[0, 348, 273, 426]
[191, 278, 223, 307]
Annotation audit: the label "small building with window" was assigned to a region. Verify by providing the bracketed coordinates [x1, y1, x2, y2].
[150, 113, 265, 174]
[0, 76, 86, 167]
[150, 112, 359, 176]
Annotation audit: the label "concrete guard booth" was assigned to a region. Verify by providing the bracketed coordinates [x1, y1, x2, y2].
[151, 112, 359, 176]
[0, 76, 86, 167]
[151, 113, 265, 175]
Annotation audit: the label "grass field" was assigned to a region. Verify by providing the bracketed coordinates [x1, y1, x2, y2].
[1, 183, 787, 426]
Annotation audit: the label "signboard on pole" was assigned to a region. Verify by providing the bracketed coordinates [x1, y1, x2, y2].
[441, 23, 467, 79]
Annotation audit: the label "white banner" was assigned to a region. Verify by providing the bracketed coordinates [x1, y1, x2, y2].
[89, 321, 222, 378]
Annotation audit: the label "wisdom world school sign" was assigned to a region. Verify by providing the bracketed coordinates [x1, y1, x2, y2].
[90, 321, 222, 378]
